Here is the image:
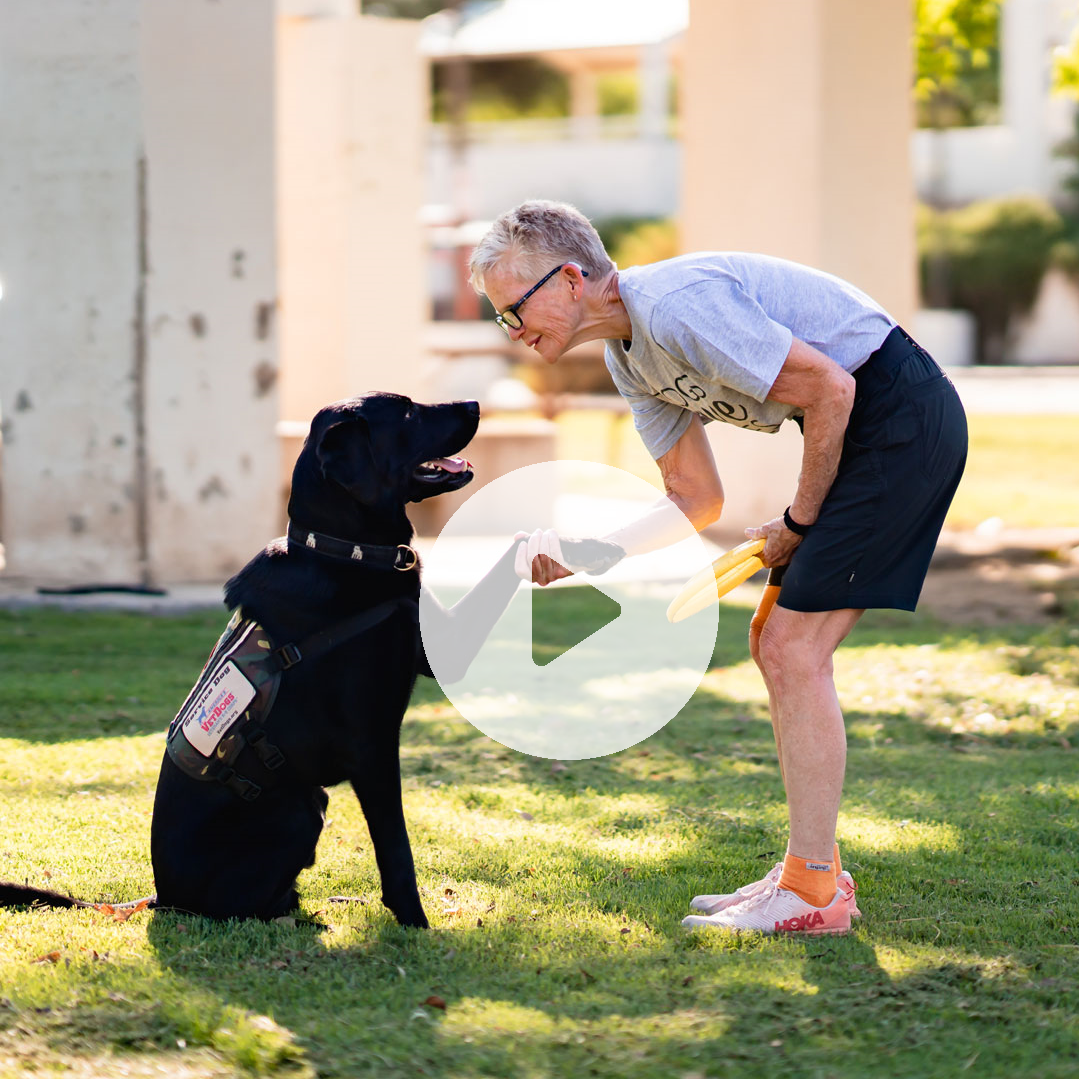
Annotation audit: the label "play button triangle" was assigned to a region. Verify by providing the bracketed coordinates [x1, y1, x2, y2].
[531, 583, 622, 667]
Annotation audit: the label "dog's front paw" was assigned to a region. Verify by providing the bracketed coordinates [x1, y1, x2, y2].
[383, 894, 429, 929]
[559, 538, 626, 576]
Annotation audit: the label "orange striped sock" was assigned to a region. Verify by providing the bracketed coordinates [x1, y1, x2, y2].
[778, 852, 837, 907]
[833, 842, 843, 876]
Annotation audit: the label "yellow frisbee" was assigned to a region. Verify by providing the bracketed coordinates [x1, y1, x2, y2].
[666, 538, 767, 623]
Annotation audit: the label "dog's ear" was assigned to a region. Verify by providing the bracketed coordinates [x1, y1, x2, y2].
[315, 416, 381, 504]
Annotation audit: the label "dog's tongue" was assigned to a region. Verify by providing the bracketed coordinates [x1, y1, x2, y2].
[429, 456, 468, 473]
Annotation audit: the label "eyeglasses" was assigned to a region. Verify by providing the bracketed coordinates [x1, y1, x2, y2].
[494, 264, 588, 334]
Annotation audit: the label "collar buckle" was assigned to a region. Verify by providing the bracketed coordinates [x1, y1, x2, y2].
[394, 545, 418, 572]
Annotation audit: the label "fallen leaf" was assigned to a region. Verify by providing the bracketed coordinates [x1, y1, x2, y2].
[424, 995, 447, 1010]
[444, 887, 456, 897]
[92, 898, 151, 923]
[484, 901, 496, 913]
[442, 906, 461, 917]
[476, 917, 483, 927]
[32, 952, 61, 964]
[682, 975, 694, 987]
[270, 960, 289, 970]
[550, 761, 568, 774]
[112, 898, 152, 923]
[579, 968, 596, 982]
[620, 928, 631, 935]
[516, 810, 534, 821]
[42, 870, 52, 880]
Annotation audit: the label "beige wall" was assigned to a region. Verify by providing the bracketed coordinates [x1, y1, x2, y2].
[682, 0, 916, 326]
[277, 12, 427, 432]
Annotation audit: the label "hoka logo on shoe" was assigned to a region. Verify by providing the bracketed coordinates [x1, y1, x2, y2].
[775, 910, 825, 932]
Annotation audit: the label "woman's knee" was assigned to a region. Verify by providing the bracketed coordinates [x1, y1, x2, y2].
[758, 619, 832, 685]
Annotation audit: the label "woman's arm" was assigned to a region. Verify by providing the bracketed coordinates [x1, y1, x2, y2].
[746, 336, 855, 566]
[524, 417, 724, 585]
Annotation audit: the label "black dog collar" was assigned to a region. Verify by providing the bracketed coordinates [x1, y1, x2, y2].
[287, 522, 418, 572]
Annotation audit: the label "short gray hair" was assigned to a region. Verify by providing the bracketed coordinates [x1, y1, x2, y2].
[469, 200, 615, 294]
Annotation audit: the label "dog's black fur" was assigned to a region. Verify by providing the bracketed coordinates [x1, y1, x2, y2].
[0, 392, 622, 925]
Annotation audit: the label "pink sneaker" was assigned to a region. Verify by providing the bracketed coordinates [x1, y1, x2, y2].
[689, 861, 783, 915]
[682, 883, 851, 935]
[839, 871, 861, 918]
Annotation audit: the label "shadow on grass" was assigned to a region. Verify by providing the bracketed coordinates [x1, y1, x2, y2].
[132, 899, 1079, 1078]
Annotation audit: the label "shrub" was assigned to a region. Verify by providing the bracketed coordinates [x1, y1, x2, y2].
[595, 216, 679, 269]
[918, 196, 1064, 362]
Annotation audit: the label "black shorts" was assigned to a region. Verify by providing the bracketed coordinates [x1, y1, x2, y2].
[773, 325, 968, 613]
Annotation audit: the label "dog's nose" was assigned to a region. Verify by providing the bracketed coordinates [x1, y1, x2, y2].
[465, 400, 480, 418]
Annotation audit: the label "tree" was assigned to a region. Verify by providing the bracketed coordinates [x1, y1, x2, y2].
[914, 0, 1001, 128]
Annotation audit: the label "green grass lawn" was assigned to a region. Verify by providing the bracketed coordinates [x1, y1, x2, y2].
[1, 601, 1077, 1078]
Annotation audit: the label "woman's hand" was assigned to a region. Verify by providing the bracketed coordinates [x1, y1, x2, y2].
[744, 516, 802, 568]
[514, 529, 575, 586]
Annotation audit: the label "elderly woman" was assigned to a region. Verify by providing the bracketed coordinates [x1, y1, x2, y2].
[469, 200, 967, 936]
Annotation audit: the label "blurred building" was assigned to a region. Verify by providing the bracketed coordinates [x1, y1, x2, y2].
[423, 0, 1078, 223]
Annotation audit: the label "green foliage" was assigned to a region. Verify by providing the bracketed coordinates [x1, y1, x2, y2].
[597, 72, 639, 117]
[594, 216, 679, 268]
[914, 0, 1001, 127]
[431, 58, 569, 122]
[918, 196, 1064, 360]
[1052, 20, 1079, 98]
[361, 0, 451, 18]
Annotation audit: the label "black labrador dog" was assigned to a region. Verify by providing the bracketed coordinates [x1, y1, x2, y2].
[0, 392, 621, 926]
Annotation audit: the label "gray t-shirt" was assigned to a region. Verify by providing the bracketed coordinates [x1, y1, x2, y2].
[604, 253, 895, 459]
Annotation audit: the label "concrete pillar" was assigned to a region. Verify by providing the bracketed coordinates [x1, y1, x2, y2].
[140, 0, 280, 583]
[569, 67, 602, 138]
[0, 1, 143, 583]
[682, 0, 917, 326]
[277, 10, 427, 431]
[1002, 0, 1052, 194]
[0, 0, 279, 585]
[639, 42, 670, 139]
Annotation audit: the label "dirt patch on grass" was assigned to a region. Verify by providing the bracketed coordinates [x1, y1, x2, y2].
[921, 528, 1079, 626]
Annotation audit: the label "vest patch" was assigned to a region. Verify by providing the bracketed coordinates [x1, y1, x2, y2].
[179, 660, 256, 756]
[167, 613, 282, 786]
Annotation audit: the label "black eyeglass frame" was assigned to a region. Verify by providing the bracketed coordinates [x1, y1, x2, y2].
[494, 264, 589, 333]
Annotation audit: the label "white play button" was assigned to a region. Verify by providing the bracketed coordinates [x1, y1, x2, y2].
[419, 461, 719, 760]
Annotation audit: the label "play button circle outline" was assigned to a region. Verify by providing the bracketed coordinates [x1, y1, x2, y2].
[418, 461, 720, 760]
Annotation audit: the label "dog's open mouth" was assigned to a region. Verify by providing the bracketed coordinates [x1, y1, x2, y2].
[413, 456, 471, 483]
